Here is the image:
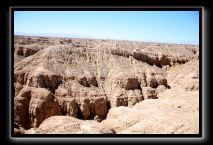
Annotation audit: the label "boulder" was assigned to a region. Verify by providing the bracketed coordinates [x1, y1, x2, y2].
[33, 116, 114, 134]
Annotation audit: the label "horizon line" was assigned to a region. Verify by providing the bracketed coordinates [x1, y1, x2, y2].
[14, 32, 199, 46]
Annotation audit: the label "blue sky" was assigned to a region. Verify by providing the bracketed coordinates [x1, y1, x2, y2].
[14, 11, 199, 45]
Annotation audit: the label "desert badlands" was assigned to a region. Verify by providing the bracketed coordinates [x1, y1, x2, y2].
[13, 35, 199, 134]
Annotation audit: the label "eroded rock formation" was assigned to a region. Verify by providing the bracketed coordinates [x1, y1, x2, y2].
[14, 87, 61, 129]
[14, 35, 199, 134]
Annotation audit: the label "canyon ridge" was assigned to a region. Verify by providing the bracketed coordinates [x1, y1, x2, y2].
[13, 35, 199, 134]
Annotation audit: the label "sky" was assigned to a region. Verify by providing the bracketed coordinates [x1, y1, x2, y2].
[14, 11, 199, 45]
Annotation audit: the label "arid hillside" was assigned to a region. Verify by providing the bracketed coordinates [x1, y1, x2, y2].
[13, 35, 199, 134]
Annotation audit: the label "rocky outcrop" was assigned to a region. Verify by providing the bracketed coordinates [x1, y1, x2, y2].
[14, 83, 23, 97]
[111, 45, 194, 68]
[110, 89, 128, 107]
[15, 45, 40, 57]
[78, 75, 98, 87]
[79, 96, 108, 121]
[15, 46, 37, 57]
[27, 66, 62, 93]
[146, 72, 158, 88]
[14, 69, 29, 85]
[14, 87, 32, 129]
[109, 74, 140, 91]
[57, 97, 79, 117]
[29, 88, 61, 128]
[14, 122, 25, 134]
[132, 51, 162, 67]
[14, 87, 61, 129]
[142, 87, 158, 99]
[31, 116, 115, 134]
[55, 81, 108, 121]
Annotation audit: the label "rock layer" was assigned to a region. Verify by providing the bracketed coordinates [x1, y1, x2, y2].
[14, 87, 61, 129]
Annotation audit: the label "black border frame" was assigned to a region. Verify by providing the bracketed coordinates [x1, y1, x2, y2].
[0, 1, 209, 142]
[10, 7, 202, 138]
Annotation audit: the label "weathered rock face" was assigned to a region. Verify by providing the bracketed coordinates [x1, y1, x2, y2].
[14, 122, 25, 134]
[14, 83, 23, 97]
[78, 75, 98, 87]
[105, 72, 144, 108]
[55, 80, 108, 121]
[124, 78, 140, 90]
[14, 87, 32, 129]
[57, 97, 78, 117]
[79, 96, 108, 120]
[29, 88, 61, 128]
[14, 69, 29, 85]
[30, 116, 115, 134]
[27, 67, 62, 93]
[15, 45, 41, 57]
[14, 87, 61, 129]
[78, 76, 90, 87]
